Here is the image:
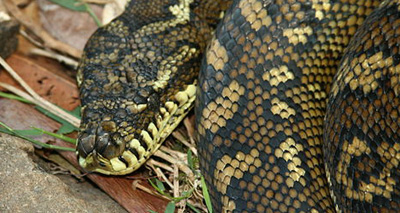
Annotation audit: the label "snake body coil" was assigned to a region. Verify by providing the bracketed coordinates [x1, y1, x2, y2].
[76, 0, 400, 212]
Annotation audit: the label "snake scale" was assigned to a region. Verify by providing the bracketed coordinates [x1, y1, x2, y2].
[76, 0, 400, 212]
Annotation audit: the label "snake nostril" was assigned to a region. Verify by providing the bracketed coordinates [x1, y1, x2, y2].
[95, 128, 126, 159]
[77, 133, 96, 158]
[95, 131, 111, 155]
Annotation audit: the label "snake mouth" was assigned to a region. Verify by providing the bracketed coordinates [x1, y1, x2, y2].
[77, 123, 138, 175]
[77, 151, 141, 175]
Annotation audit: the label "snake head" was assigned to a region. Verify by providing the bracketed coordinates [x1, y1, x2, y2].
[76, 99, 154, 175]
[77, 120, 128, 175]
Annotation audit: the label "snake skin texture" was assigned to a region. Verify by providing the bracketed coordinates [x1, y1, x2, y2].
[76, 0, 400, 212]
[324, 1, 400, 212]
[195, 0, 387, 211]
[76, 0, 231, 174]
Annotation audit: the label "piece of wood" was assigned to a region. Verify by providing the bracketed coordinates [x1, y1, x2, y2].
[0, 54, 169, 212]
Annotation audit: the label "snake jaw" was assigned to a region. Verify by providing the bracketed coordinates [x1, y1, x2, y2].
[77, 121, 132, 174]
[78, 150, 140, 175]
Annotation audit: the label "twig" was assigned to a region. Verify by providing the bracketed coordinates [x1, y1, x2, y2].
[0, 57, 40, 99]
[160, 146, 187, 161]
[157, 167, 174, 189]
[133, 181, 171, 201]
[172, 131, 197, 156]
[0, 83, 36, 103]
[147, 159, 174, 172]
[154, 149, 194, 181]
[0, 57, 80, 127]
[19, 29, 44, 48]
[30, 48, 79, 68]
[173, 164, 179, 198]
[183, 117, 196, 145]
[146, 160, 173, 189]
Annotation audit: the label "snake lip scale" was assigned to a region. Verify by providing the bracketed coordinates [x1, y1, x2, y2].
[76, 0, 400, 212]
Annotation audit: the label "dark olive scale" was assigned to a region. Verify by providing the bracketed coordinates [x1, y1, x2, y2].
[77, 0, 400, 212]
[196, 0, 381, 212]
[324, 1, 400, 212]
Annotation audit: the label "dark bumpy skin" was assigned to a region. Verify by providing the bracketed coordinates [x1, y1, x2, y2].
[324, 1, 400, 212]
[77, 0, 400, 212]
[76, 0, 232, 174]
[195, 0, 380, 212]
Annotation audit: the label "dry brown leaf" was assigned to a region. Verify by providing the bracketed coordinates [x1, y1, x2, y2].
[37, 0, 102, 50]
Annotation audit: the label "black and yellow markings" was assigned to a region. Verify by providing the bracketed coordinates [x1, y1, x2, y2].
[214, 148, 262, 211]
[200, 80, 245, 135]
[206, 38, 228, 71]
[332, 136, 399, 203]
[283, 27, 313, 45]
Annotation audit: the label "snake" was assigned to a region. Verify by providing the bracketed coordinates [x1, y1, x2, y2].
[75, 0, 400, 212]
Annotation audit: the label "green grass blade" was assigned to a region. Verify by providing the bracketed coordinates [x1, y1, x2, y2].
[201, 176, 213, 213]
[35, 106, 79, 134]
[48, 0, 86, 11]
[0, 122, 75, 152]
[164, 202, 175, 213]
[48, 0, 102, 27]
[149, 179, 170, 198]
[186, 202, 201, 213]
[155, 179, 166, 192]
[69, 106, 81, 119]
[187, 149, 194, 170]
[0, 91, 33, 104]
[84, 4, 102, 27]
[31, 127, 76, 145]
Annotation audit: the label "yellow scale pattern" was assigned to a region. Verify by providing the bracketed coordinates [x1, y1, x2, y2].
[324, 1, 400, 211]
[76, 0, 400, 212]
[196, 0, 382, 212]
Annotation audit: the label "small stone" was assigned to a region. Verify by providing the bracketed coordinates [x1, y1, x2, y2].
[0, 18, 19, 58]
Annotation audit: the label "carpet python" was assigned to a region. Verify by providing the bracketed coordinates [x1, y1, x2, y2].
[76, 0, 400, 212]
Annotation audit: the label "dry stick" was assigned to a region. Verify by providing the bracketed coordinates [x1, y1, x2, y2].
[0, 57, 81, 127]
[0, 57, 39, 99]
[147, 159, 174, 172]
[154, 149, 194, 181]
[0, 82, 36, 103]
[157, 167, 174, 189]
[172, 131, 197, 156]
[30, 48, 79, 69]
[133, 181, 171, 201]
[187, 199, 208, 213]
[4, 0, 82, 58]
[19, 30, 44, 48]
[183, 117, 196, 146]
[174, 164, 186, 213]
[160, 146, 187, 161]
[146, 160, 173, 188]
[173, 164, 179, 198]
